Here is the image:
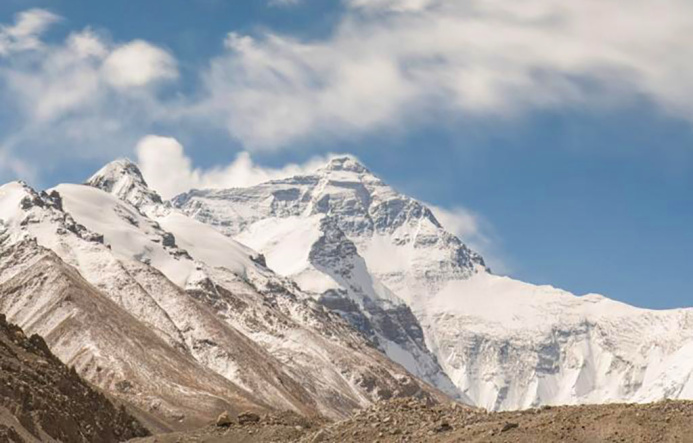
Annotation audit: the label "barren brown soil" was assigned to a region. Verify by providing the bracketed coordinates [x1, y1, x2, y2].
[131, 397, 693, 443]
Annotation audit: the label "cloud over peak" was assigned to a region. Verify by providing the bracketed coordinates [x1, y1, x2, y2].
[135, 135, 332, 199]
[198, 0, 693, 148]
[2, 2, 693, 182]
[103, 40, 178, 89]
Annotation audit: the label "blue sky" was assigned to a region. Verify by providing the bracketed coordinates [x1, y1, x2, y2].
[0, 0, 692, 309]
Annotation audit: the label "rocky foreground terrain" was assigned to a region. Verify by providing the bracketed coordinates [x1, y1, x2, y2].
[0, 314, 148, 442]
[130, 397, 693, 443]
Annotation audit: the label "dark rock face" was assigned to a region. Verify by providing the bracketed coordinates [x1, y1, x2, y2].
[307, 218, 458, 398]
[0, 314, 149, 442]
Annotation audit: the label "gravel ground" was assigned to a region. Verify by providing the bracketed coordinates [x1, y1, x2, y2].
[131, 397, 693, 443]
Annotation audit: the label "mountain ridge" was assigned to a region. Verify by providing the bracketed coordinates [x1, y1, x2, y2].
[0, 312, 149, 442]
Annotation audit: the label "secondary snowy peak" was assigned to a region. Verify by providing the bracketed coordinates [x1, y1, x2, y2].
[84, 160, 270, 276]
[86, 158, 164, 208]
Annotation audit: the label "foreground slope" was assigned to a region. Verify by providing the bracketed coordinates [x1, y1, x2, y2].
[0, 313, 148, 442]
[173, 155, 693, 411]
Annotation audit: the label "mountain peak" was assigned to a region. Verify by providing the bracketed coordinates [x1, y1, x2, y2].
[87, 158, 144, 185]
[85, 158, 163, 207]
[320, 155, 371, 175]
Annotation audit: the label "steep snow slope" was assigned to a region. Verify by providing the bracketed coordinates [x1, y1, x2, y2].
[84, 161, 264, 273]
[174, 155, 693, 411]
[234, 213, 463, 398]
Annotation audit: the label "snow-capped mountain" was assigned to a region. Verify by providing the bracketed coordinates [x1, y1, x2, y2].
[169, 158, 463, 400]
[3, 154, 693, 423]
[0, 164, 445, 429]
[174, 155, 693, 411]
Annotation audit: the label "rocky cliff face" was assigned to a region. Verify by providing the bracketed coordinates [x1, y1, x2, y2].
[173, 155, 693, 411]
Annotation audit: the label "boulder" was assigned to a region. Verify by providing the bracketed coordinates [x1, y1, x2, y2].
[216, 411, 233, 427]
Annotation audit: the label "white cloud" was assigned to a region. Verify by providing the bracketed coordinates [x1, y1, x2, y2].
[135, 135, 331, 199]
[0, 147, 36, 184]
[430, 205, 486, 244]
[429, 204, 510, 274]
[196, 0, 693, 148]
[347, 0, 436, 12]
[103, 40, 178, 89]
[4, 30, 106, 121]
[268, 0, 302, 7]
[0, 9, 61, 56]
[3, 28, 177, 122]
[2, 3, 693, 185]
[0, 13, 179, 174]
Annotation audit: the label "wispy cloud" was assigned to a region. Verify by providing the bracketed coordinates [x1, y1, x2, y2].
[0, 8, 60, 56]
[196, 0, 693, 148]
[5, 29, 177, 122]
[2, 2, 693, 184]
[267, 0, 302, 7]
[429, 205, 510, 275]
[0, 10, 178, 182]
